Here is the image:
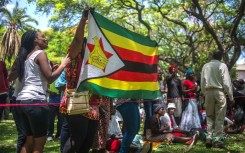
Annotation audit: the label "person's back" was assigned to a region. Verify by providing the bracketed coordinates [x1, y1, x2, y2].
[201, 59, 233, 101]
[201, 51, 234, 149]
[202, 60, 225, 90]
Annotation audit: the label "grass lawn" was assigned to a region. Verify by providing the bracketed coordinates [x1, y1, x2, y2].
[1, 118, 245, 153]
[0, 119, 60, 153]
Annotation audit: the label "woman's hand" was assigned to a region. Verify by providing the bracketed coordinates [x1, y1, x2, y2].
[60, 54, 71, 68]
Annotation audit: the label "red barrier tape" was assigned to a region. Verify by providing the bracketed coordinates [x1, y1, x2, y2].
[0, 95, 243, 107]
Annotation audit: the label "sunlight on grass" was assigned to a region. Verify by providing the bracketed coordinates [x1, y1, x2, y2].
[1, 118, 245, 153]
[44, 140, 61, 153]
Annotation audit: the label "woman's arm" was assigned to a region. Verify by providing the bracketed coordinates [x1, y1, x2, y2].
[69, 9, 88, 59]
[37, 52, 70, 83]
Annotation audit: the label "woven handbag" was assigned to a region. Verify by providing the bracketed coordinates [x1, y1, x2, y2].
[65, 89, 90, 115]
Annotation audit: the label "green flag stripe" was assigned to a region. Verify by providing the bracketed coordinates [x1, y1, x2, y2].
[91, 10, 157, 48]
[78, 82, 161, 99]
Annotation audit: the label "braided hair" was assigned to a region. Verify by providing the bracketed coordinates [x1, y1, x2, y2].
[17, 30, 37, 81]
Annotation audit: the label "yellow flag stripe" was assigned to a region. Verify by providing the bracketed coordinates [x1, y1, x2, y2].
[87, 78, 159, 91]
[102, 28, 158, 56]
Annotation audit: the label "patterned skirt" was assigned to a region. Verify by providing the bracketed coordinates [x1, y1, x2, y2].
[180, 99, 201, 131]
[91, 97, 111, 149]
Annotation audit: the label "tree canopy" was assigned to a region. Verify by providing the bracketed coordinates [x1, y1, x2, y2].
[0, 1, 39, 63]
[1, 2, 38, 31]
[1, 0, 244, 74]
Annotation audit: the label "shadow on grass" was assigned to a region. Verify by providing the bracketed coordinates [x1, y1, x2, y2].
[153, 133, 245, 153]
[0, 145, 16, 153]
[1, 119, 245, 153]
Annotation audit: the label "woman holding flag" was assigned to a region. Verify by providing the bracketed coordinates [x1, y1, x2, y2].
[62, 8, 101, 153]
[63, 6, 160, 152]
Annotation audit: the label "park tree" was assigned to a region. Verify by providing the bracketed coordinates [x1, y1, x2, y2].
[0, 0, 11, 7]
[27, 0, 245, 73]
[106, 0, 245, 72]
[183, 0, 245, 70]
[43, 29, 74, 63]
[28, 0, 109, 30]
[0, 2, 39, 62]
[1, 2, 38, 30]
[0, 0, 11, 28]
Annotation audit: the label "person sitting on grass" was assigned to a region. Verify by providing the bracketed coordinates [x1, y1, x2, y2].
[106, 106, 123, 152]
[148, 104, 199, 146]
[160, 103, 189, 137]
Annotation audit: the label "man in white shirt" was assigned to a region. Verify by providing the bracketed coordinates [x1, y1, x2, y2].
[201, 51, 234, 148]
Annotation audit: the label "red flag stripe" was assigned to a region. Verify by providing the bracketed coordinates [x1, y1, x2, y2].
[107, 70, 157, 82]
[113, 45, 158, 65]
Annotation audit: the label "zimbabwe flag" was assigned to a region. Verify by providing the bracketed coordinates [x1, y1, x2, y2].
[77, 10, 160, 99]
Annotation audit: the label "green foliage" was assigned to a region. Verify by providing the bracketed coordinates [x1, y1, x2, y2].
[43, 29, 74, 63]
[0, 26, 7, 41]
[0, 1, 38, 68]
[17, 0, 245, 73]
[0, 28, 23, 69]
[1, 2, 38, 31]
[230, 67, 237, 80]
[28, 0, 108, 30]
[0, 0, 11, 7]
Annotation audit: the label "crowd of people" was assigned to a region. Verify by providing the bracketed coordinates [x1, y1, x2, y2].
[0, 8, 244, 153]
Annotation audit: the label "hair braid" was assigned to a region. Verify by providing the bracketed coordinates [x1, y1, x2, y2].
[17, 30, 37, 81]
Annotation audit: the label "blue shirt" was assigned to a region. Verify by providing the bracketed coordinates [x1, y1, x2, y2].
[55, 69, 66, 88]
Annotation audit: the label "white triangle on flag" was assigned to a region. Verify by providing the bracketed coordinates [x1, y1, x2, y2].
[77, 11, 125, 89]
